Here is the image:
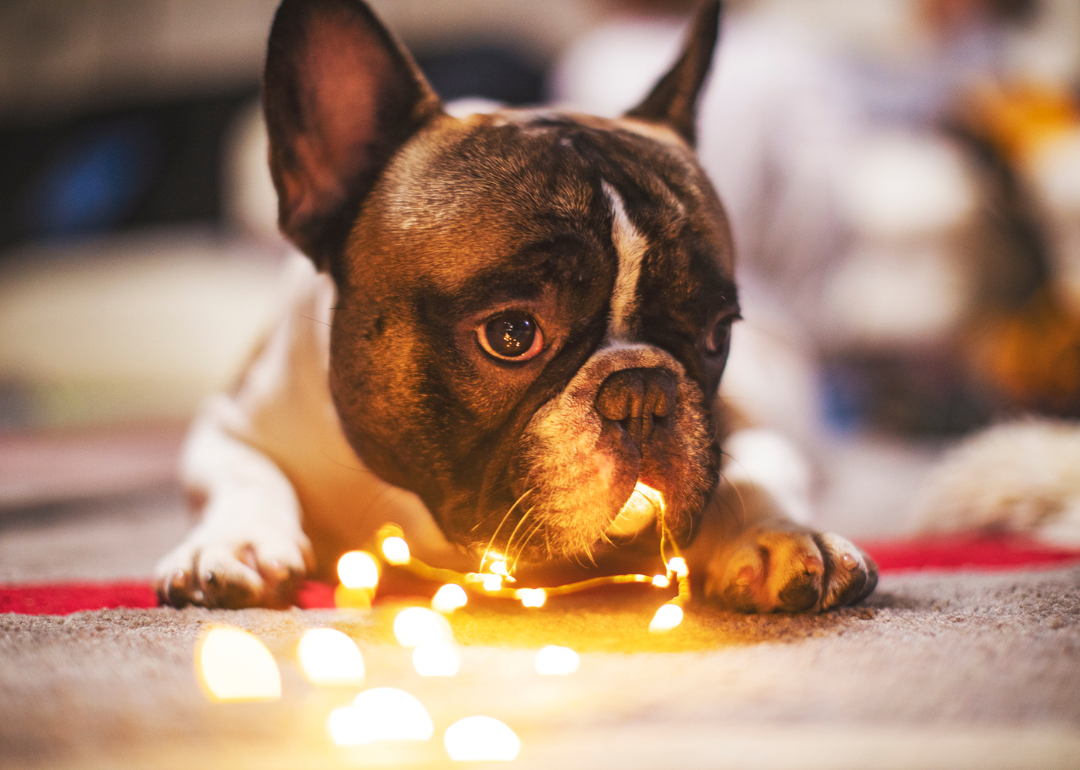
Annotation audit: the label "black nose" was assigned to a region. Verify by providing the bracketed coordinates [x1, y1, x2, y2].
[595, 368, 677, 450]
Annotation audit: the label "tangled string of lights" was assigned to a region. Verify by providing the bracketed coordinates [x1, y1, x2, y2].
[336, 482, 691, 632]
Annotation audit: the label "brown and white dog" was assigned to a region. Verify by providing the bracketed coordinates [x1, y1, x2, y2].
[155, 0, 877, 613]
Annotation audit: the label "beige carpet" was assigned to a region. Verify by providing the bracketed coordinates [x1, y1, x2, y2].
[2, 566, 1078, 770]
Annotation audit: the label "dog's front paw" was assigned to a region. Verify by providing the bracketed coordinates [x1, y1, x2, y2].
[704, 528, 877, 613]
[154, 527, 313, 609]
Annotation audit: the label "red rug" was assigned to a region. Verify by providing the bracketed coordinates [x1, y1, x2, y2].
[3, 532, 1079, 616]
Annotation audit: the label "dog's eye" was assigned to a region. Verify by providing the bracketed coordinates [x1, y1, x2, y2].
[477, 313, 544, 361]
[704, 313, 737, 357]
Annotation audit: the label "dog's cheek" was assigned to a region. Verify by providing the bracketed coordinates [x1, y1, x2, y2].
[329, 313, 431, 490]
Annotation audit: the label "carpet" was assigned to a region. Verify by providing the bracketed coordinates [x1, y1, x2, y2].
[3, 531, 1078, 615]
[1, 539, 1078, 770]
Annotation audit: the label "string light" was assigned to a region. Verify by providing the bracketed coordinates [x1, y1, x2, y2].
[195, 487, 698, 762]
[297, 628, 365, 686]
[534, 645, 579, 675]
[394, 607, 453, 648]
[335, 550, 379, 609]
[197, 627, 281, 701]
[444, 716, 521, 762]
[515, 588, 547, 608]
[431, 583, 468, 614]
[337, 551, 380, 589]
[649, 602, 684, 632]
[359, 492, 692, 635]
[381, 536, 411, 565]
[329, 688, 434, 745]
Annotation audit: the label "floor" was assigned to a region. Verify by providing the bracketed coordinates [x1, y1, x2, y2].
[2, 566, 1078, 770]
[2, 429, 1079, 770]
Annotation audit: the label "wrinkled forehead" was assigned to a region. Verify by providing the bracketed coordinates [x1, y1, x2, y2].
[349, 110, 735, 295]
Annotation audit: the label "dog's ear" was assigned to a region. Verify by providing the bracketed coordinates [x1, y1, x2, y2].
[264, 0, 442, 271]
[624, 0, 721, 146]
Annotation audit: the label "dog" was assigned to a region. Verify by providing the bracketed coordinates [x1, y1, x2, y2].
[155, 0, 877, 613]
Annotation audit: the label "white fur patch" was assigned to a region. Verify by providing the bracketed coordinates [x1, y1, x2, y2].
[913, 419, 1080, 546]
[722, 428, 814, 525]
[603, 181, 648, 340]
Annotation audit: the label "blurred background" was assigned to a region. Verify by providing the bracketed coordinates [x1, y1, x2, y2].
[2, 0, 1079, 579]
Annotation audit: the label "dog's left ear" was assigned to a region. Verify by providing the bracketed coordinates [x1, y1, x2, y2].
[625, 0, 721, 146]
[263, 0, 443, 271]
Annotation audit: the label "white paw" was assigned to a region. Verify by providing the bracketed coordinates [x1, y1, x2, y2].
[154, 525, 313, 609]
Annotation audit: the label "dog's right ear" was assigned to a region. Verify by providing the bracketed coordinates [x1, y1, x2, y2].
[624, 0, 721, 147]
[264, 0, 442, 272]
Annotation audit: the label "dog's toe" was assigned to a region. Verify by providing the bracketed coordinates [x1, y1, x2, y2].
[814, 532, 877, 609]
[705, 528, 875, 613]
[154, 531, 311, 609]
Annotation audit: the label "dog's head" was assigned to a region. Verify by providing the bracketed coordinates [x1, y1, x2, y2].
[264, 0, 737, 566]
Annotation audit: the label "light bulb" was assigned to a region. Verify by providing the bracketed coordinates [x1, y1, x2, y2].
[197, 627, 281, 701]
[444, 716, 520, 762]
[431, 583, 468, 614]
[649, 603, 684, 633]
[297, 628, 365, 686]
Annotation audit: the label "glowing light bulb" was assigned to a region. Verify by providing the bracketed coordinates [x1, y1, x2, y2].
[515, 588, 546, 608]
[489, 560, 509, 576]
[534, 645, 579, 675]
[381, 536, 411, 565]
[337, 551, 379, 589]
[431, 583, 468, 614]
[328, 688, 434, 745]
[482, 574, 503, 592]
[649, 603, 684, 633]
[394, 607, 452, 648]
[608, 481, 665, 537]
[412, 641, 461, 677]
[197, 627, 281, 701]
[634, 481, 664, 507]
[667, 557, 688, 578]
[652, 574, 670, 588]
[328, 707, 366, 746]
[297, 628, 365, 686]
[444, 716, 521, 762]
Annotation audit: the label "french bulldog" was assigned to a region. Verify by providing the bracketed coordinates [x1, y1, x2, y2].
[155, 0, 877, 613]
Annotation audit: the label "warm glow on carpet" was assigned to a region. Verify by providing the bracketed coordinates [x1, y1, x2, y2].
[412, 640, 461, 677]
[297, 628, 365, 686]
[394, 607, 452, 648]
[444, 716, 521, 762]
[534, 645, 580, 675]
[197, 627, 281, 701]
[328, 688, 434, 745]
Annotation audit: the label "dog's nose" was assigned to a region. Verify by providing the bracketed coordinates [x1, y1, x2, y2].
[595, 368, 677, 450]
